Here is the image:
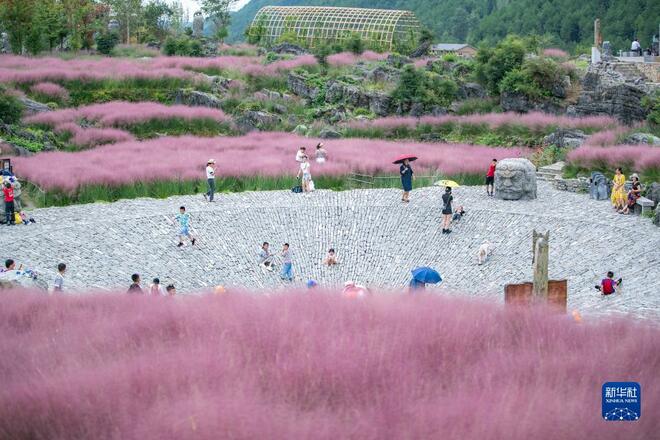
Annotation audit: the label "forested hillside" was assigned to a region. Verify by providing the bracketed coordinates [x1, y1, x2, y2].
[229, 0, 660, 52]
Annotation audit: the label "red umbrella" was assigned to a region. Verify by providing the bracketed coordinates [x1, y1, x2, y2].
[392, 154, 418, 164]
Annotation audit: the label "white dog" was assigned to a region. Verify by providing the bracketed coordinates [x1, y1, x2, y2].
[477, 241, 494, 265]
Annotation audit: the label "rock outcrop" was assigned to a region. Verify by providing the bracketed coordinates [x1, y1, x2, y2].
[500, 91, 563, 114]
[270, 43, 308, 56]
[235, 110, 280, 132]
[623, 133, 660, 145]
[574, 64, 651, 124]
[543, 129, 588, 149]
[174, 90, 223, 108]
[287, 73, 320, 101]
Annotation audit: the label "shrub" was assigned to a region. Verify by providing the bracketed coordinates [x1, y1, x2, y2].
[475, 36, 526, 95]
[346, 33, 365, 55]
[500, 57, 563, 100]
[455, 99, 498, 115]
[0, 90, 23, 124]
[30, 82, 70, 102]
[95, 32, 120, 56]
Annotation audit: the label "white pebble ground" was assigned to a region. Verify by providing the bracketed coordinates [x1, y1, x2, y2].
[3, 182, 659, 320]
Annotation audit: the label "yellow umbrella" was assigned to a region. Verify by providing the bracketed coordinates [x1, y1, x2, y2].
[435, 179, 460, 188]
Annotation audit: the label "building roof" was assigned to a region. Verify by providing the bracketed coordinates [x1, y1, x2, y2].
[432, 43, 475, 51]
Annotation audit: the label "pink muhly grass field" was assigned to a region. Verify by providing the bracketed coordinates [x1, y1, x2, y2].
[0, 54, 316, 83]
[29, 82, 69, 101]
[25, 101, 230, 127]
[583, 128, 628, 147]
[54, 123, 135, 148]
[0, 55, 197, 83]
[347, 112, 620, 131]
[0, 290, 657, 439]
[327, 51, 388, 66]
[567, 144, 660, 171]
[542, 48, 569, 58]
[13, 132, 523, 191]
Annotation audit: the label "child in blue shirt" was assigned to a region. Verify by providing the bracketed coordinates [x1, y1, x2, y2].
[173, 206, 196, 247]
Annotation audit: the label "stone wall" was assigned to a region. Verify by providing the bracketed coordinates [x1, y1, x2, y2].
[551, 176, 590, 193]
[636, 63, 660, 83]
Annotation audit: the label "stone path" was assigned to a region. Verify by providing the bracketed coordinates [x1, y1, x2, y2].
[2, 182, 659, 320]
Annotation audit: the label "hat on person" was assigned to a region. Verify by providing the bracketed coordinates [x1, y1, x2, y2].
[207, 159, 216, 164]
[631, 173, 639, 179]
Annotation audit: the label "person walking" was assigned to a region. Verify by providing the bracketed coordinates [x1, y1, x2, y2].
[610, 167, 626, 211]
[280, 243, 293, 281]
[204, 159, 216, 202]
[400, 159, 413, 203]
[3, 181, 15, 226]
[485, 159, 497, 196]
[441, 186, 453, 234]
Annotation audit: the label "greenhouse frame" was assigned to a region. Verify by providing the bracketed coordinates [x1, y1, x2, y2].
[248, 6, 422, 50]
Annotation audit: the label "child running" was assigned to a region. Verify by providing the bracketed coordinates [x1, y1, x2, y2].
[172, 206, 196, 247]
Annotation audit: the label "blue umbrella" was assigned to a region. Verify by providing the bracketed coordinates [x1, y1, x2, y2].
[411, 267, 442, 284]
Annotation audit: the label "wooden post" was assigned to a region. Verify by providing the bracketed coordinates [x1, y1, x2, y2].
[532, 230, 549, 300]
[594, 19, 602, 48]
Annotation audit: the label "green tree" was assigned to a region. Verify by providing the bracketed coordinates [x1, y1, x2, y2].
[346, 33, 365, 54]
[95, 31, 119, 55]
[38, 0, 68, 51]
[142, 0, 173, 42]
[0, 0, 36, 54]
[475, 35, 526, 95]
[201, 0, 238, 41]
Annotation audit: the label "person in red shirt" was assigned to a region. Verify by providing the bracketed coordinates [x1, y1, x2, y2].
[486, 159, 497, 196]
[3, 181, 15, 225]
[595, 271, 622, 295]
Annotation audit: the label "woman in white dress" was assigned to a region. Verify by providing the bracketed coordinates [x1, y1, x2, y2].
[315, 143, 328, 164]
[297, 155, 312, 192]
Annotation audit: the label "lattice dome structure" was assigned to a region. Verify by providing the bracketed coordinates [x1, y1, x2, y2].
[248, 6, 422, 50]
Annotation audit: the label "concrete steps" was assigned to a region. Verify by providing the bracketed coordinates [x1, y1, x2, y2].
[536, 161, 565, 181]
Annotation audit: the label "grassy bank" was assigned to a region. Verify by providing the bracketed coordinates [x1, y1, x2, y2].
[26, 173, 484, 207]
[563, 163, 660, 184]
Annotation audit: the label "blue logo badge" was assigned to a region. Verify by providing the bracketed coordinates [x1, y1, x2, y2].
[602, 382, 640, 421]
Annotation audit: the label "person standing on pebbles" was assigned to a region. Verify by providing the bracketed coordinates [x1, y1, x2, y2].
[204, 159, 216, 202]
[441, 187, 453, 234]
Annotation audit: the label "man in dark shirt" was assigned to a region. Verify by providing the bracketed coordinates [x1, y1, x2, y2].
[127, 273, 143, 293]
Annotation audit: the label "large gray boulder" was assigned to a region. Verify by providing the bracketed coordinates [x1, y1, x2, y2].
[494, 158, 537, 200]
[174, 90, 222, 108]
[319, 129, 341, 139]
[543, 129, 588, 149]
[654, 204, 660, 227]
[18, 97, 51, 116]
[645, 182, 660, 206]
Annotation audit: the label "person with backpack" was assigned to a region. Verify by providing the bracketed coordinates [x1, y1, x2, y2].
[595, 271, 622, 295]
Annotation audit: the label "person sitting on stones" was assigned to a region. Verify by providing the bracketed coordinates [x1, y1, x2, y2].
[610, 167, 627, 211]
[452, 205, 466, 222]
[595, 271, 622, 295]
[315, 143, 328, 164]
[619, 173, 642, 215]
[323, 248, 338, 266]
[258, 242, 275, 271]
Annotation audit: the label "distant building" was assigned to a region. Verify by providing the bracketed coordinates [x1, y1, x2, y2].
[431, 43, 477, 58]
